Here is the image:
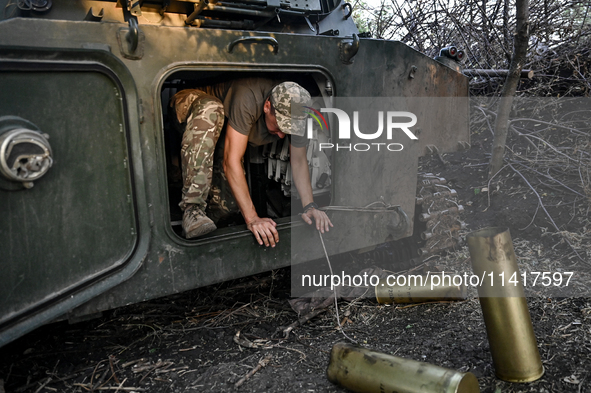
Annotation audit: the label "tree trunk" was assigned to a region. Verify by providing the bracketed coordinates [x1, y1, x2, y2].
[503, 0, 511, 64]
[489, 0, 529, 178]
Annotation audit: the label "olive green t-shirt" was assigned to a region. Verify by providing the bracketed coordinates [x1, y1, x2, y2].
[206, 78, 308, 148]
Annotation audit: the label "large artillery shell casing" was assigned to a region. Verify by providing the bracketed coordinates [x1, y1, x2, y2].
[375, 276, 467, 304]
[466, 227, 544, 383]
[327, 342, 480, 393]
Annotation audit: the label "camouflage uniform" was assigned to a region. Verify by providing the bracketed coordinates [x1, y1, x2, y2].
[205, 127, 240, 224]
[172, 89, 235, 219]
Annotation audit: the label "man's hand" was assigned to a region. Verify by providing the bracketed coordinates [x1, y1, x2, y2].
[246, 217, 279, 247]
[301, 208, 333, 233]
[290, 145, 334, 233]
[224, 126, 281, 247]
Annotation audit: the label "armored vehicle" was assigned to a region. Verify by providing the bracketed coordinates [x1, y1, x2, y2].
[0, 0, 469, 347]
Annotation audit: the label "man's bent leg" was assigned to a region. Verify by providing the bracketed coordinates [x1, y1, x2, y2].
[178, 92, 225, 238]
[207, 127, 241, 225]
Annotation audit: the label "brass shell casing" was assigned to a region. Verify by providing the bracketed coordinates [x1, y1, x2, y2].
[375, 276, 467, 304]
[327, 342, 480, 393]
[466, 227, 544, 383]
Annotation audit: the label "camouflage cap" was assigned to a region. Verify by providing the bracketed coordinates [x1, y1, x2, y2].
[270, 82, 312, 137]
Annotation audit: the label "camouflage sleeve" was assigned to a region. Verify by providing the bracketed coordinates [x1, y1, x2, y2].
[289, 134, 309, 148]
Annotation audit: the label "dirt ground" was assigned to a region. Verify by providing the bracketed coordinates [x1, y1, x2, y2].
[1, 110, 590, 393]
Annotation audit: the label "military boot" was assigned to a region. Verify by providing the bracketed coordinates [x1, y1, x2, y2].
[182, 205, 217, 238]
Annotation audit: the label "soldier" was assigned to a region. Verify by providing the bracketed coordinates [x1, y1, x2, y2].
[171, 78, 332, 247]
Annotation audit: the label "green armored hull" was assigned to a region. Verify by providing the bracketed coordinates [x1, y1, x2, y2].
[0, 0, 469, 346]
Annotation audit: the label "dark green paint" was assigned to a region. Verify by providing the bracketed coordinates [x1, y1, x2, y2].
[0, 10, 469, 347]
[0, 70, 136, 319]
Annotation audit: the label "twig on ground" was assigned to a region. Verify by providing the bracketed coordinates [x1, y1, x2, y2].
[92, 363, 111, 391]
[396, 300, 463, 310]
[73, 383, 146, 391]
[121, 358, 147, 368]
[132, 360, 173, 373]
[234, 354, 273, 389]
[113, 378, 127, 393]
[274, 346, 308, 361]
[130, 359, 174, 384]
[33, 377, 51, 393]
[508, 163, 587, 264]
[281, 307, 329, 339]
[512, 160, 586, 197]
[509, 118, 588, 137]
[519, 201, 540, 231]
[108, 355, 120, 385]
[234, 331, 272, 349]
[512, 127, 581, 163]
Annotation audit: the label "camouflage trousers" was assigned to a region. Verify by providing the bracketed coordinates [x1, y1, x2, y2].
[173, 90, 238, 222]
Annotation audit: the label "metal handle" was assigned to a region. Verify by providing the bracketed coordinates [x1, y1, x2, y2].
[338, 33, 359, 64]
[227, 36, 279, 55]
[342, 2, 352, 19]
[127, 17, 139, 53]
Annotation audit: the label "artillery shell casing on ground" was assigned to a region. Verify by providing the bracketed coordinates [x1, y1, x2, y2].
[327, 342, 480, 393]
[375, 276, 467, 304]
[466, 227, 544, 383]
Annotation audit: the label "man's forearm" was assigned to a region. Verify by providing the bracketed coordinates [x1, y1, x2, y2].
[290, 146, 314, 207]
[223, 160, 258, 223]
[290, 144, 333, 232]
